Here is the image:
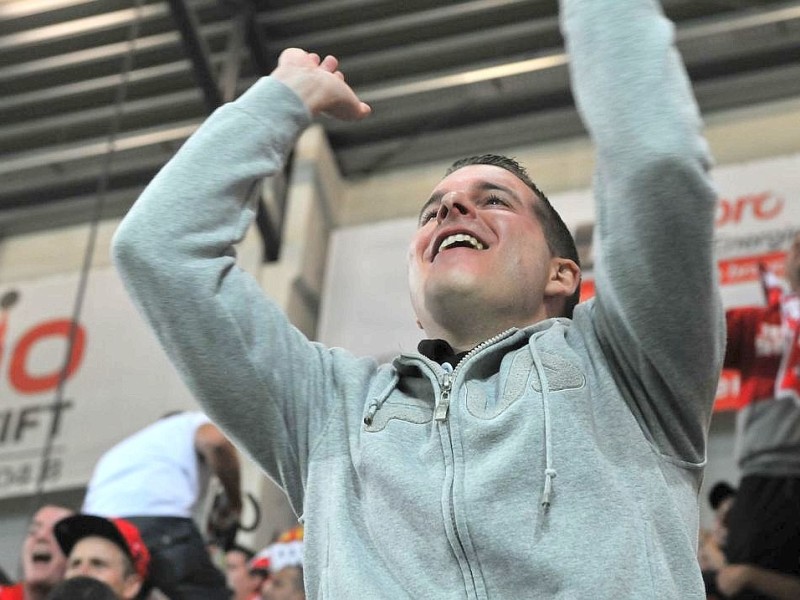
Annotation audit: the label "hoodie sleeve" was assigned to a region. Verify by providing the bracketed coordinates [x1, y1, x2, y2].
[562, 0, 725, 462]
[111, 77, 360, 514]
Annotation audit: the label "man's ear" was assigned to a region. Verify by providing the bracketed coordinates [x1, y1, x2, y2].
[544, 258, 581, 303]
[122, 574, 143, 600]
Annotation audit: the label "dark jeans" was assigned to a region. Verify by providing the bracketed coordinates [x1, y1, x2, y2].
[125, 516, 231, 600]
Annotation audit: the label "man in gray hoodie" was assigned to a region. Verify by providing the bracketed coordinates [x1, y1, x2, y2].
[112, 0, 724, 597]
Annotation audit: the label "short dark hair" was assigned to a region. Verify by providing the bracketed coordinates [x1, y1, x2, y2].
[227, 543, 255, 561]
[47, 576, 118, 600]
[708, 481, 736, 511]
[445, 154, 582, 317]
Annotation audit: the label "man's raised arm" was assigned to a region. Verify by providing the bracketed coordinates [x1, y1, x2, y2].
[112, 51, 370, 511]
[563, 0, 725, 461]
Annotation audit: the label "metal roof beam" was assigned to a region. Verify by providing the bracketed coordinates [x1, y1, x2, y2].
[166, 0, 221, 111]
[0, 147, 175, 199]
[0, 22, 229, 83]
[0, 122, 199, 177]
[257, 0, 552, 28]
[0, 0, 101, 21]
[349, 2, 800, 104]
[0, 3, 168, 50]
[0, 187, 144, 237]
[337, 61, 800, 176]
[0, 89, 203, 152]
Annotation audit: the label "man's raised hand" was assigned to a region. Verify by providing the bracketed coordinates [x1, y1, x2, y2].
[271, 48, 371, 121]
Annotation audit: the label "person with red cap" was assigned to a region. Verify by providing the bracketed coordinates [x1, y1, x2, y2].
[0, 505, 74, 600]
[53, 515, 150, 600]
[81, 411, 240, 600]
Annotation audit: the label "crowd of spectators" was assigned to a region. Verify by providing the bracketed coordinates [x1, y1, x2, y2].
[1, 505, 303, 600]
[81, 411, 242, 599]
[0, 413, 304, 600]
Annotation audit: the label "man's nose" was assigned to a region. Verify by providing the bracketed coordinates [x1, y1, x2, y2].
[436, 192, 474, 224]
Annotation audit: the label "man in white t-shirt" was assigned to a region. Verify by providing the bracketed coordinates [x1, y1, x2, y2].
[83, 411, 242, 600]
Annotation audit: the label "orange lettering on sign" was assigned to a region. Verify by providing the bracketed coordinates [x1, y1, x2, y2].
[716, 192, 784, 227]
[8, 320, 86, 395]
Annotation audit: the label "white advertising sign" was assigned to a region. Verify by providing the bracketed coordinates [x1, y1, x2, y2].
[0, 268, 198, 499]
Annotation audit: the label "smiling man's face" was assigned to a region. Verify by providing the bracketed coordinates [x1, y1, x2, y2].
[22, 505, 74, 591]
[408, 164, 558, 348]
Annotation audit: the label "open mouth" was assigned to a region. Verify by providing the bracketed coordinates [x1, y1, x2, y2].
[436, 233, 485, 255]
[31, 551, 53, 564]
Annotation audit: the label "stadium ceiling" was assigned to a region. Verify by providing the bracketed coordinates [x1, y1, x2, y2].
[2, 0, 800, 238]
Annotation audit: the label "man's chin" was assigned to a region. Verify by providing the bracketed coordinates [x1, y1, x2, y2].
[426, 269, 484, 296]
[26, 578, 56, 590]
[25, 567, 61, 588]
[424, 279, 491, 322]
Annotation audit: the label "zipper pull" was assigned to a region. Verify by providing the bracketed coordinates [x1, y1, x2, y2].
[435, 362, 453, 421]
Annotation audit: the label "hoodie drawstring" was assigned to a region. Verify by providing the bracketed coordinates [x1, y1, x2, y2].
[363, 372, 399, 426]
[530, 340, 557, 511]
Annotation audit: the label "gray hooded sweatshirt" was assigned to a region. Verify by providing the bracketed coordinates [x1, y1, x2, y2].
[112, 0, 725, 597]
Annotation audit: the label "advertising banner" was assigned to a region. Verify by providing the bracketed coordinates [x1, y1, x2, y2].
[568, 154, 800, 410]
[0, 268, 198, 499]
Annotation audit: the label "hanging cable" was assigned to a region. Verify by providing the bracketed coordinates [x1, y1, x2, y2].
[28, 0, 146, 512]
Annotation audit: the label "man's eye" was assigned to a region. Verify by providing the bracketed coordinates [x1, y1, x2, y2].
[484, 195, 506, 206]
[420, 210, 437, 225]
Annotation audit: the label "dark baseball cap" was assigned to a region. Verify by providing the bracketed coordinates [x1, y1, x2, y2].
[54, 514, 150, 580]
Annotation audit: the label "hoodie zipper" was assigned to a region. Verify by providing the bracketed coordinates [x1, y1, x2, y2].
[434, 363, 453, 420]
[434, 329, 515, 422]
[433, 329, 517, 600]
